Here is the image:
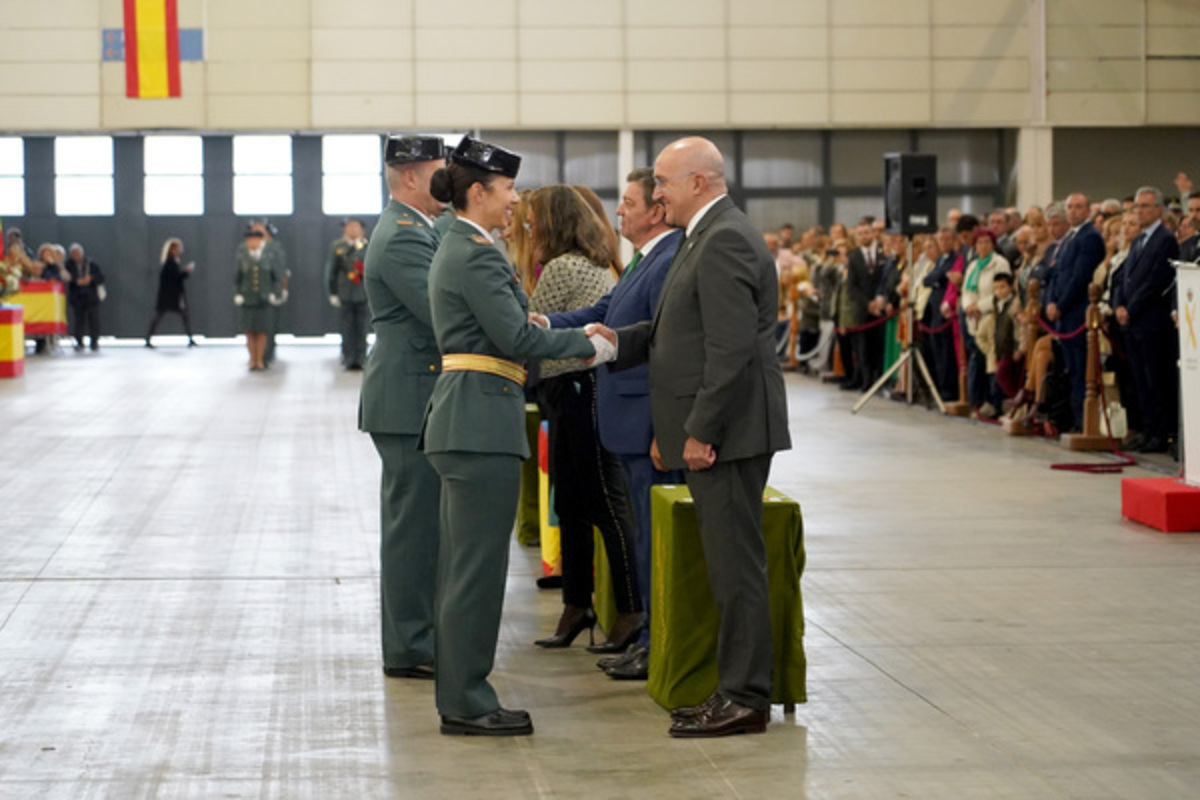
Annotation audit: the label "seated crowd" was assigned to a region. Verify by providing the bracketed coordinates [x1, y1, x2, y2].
[770, 171, 1199, 460]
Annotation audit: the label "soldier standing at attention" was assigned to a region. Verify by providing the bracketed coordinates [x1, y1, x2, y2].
[327, 217, 370, 370]
[358, 135, 447, 683]
[421, 136, 612, 736]
[255, 220, 288, 366]
[233, 226, 278, 371]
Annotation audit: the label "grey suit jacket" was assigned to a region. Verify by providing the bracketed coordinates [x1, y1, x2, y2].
[613, 196, 791, 470]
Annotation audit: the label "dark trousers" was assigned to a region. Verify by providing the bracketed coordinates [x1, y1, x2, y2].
[619, 453, 684, 650]
[427, 451, 521, 718]
[340, 300, 370, 367]
[925, 320, 958, 400]
[838, 331, 857, 384]
[538, 372, 640, 613]
[850, 330, 871, 388]
[865, 321, 886, 385]
[1125, 324, 1179, 442]
[371, 433, 440, 671]
[71, 303, 100, 348]
[1059, 333, 1088, 431]
[146, 308, 193, 340]
[684, 454, 774, 711]
[1105, 321, 1142, 432]
[962, 315, 987, 408]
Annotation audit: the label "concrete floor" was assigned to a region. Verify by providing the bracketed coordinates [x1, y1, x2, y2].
[1, 339, 1198, 799]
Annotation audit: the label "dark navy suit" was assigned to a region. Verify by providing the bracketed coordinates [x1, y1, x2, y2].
[548, 228, 682, 648]
[1113, 222, 1180, 443]
[1043, 222, 1106, 429]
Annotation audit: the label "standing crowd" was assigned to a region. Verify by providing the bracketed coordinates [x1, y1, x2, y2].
[775, 173, 1196, 459]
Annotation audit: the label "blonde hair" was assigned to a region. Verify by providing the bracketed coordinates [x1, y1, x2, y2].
[506, 191, 537, 293]
[160, 237, 183, 265]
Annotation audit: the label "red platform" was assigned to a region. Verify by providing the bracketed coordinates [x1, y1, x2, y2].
[1121, 477, 1200, 533]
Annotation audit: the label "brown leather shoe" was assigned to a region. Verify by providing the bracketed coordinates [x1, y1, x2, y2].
[668, 696, 768, 738]
[669, 692, 723, 721]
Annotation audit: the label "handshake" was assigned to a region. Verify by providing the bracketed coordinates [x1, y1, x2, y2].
[527, 313, 617, 365]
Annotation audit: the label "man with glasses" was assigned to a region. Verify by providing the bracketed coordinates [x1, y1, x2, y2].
[1114, 186, 1180, 454]
[596, 137, 791, 737]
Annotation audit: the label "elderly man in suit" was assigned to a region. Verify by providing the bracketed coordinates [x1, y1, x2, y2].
[1114, 186, 1181, 454]
[534, 168, 683, 681]
[358, 135, 447, 681]
[1043, 193, 1106, 432]
[595, 137, 791, 738]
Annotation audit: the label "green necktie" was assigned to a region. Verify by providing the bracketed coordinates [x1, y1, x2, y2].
[621, 251, 643, 283]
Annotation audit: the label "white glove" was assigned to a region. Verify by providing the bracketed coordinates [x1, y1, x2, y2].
[587, 332, 617, 364]
[268, 293, 279, 305]
[274, 289, 289, 306]
[329, 295, 342, 308]
[233, 294, 245, 306]
[528, 312, 549, 329]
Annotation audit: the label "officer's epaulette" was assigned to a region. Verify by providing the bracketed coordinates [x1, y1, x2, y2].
[470, 235, 490, 245]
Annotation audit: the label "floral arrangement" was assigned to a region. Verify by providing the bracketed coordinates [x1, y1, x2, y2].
[0, 259, 21, 301]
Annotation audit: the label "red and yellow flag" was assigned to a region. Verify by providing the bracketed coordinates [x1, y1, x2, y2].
[123, 0, 181, 98]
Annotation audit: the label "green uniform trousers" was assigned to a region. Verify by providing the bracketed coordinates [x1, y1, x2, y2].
[426, 450, 521, 719]
[370, 433, 440, 670]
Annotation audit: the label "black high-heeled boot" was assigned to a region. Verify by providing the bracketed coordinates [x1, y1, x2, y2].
[587, 611, 646, 654]
[534, 605, 597, 648]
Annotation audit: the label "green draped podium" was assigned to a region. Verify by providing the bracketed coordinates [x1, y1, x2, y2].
[646, 484, 806, 710]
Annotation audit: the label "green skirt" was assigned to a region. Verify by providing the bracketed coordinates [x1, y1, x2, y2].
[883, 316, 901, 375]
[240, 304, 272, 334]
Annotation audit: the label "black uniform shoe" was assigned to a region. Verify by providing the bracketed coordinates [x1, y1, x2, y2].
[383, 664, 435, 680]
[440, 708, 533, 736]
[605, 646, 649, 680]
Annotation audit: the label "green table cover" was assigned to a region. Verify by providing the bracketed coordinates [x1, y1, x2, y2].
[646, 484, 806, 710]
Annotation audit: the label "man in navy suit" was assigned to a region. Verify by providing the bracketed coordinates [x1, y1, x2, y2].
[537, 168, 683, 681]
[1044, 193, 1107, 431]
[1114, 186, 1181, 454]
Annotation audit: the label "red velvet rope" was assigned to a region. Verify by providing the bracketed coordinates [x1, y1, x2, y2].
[916, 318, 954, 335]
[836, 308, 899, 335]
[1037, 317, 1088, 340]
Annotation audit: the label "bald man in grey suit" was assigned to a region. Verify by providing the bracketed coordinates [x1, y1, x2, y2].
[598, 137, 792, 738]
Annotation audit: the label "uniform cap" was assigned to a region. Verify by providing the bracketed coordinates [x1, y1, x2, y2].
[385, 135, 447, 166]
[449, 136, 520, 179]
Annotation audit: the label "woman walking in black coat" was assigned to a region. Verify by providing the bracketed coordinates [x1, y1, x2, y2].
[145, 237, 196, 347]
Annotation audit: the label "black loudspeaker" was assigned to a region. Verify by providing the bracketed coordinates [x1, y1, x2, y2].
[884, 153, 937, 235]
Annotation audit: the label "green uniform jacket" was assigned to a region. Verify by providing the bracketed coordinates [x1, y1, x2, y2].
[359, 201, 441, 435]
[423, 218, 592, 458]
[325, 236, 369, 304]
[234, 244, 280, 307]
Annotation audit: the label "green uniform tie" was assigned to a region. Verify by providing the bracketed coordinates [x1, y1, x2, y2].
[621, 250, 643, 282]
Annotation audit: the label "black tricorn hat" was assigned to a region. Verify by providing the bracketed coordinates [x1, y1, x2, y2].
[243, 224, 264, 237]
[385, 135, 446, 166]
[449, 136, 520, 179]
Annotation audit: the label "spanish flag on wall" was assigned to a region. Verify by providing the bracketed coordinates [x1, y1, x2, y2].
[123, 0, 181, 98]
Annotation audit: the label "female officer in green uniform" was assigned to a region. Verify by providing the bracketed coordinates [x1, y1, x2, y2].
[233, 226, 278, 371]
[422, 137, 600, 736]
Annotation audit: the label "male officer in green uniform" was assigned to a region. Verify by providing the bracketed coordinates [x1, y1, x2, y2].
[358, 135, 447, 681]
[326, 217, 370, 370]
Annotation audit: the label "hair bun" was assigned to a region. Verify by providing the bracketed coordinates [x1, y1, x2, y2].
[429, 167, 454, 203]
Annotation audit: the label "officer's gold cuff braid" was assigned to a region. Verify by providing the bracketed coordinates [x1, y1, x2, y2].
[441, 354, 527, 386]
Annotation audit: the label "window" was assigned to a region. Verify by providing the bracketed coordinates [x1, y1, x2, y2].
[145, 135, 203, 215]
[232, 135, 292, 216]
[0, 138, 23, 216]
[322, 134, 382, 215]
[55, 136, 114, 216]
